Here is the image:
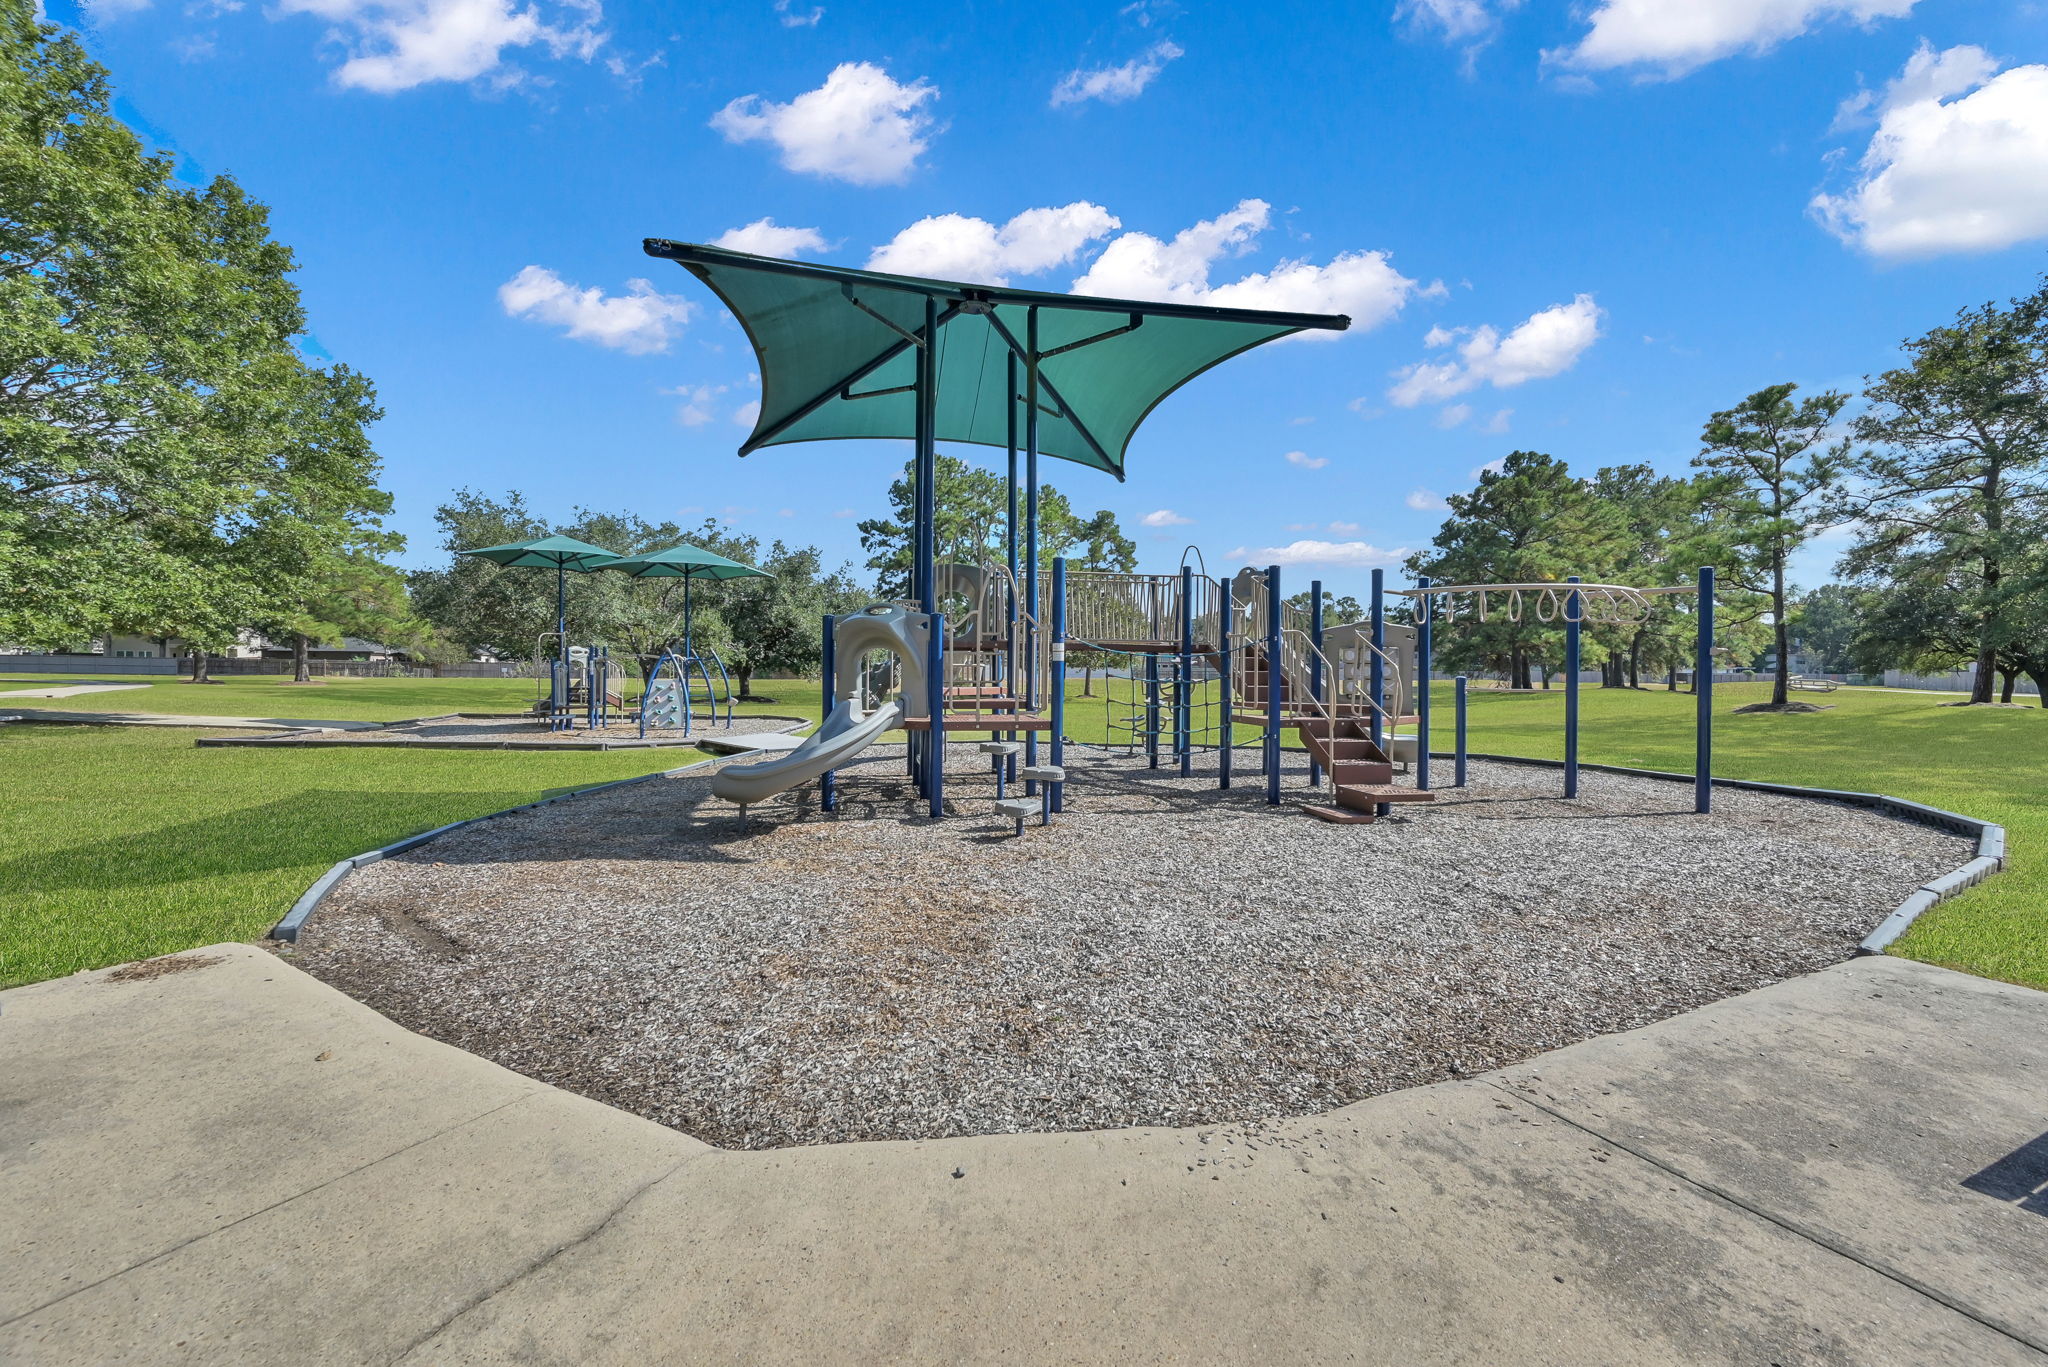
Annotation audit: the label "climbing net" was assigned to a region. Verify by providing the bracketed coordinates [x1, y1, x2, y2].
[1398, 581, 1694, 628]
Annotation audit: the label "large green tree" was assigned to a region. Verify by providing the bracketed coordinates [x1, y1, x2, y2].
[858, 453, 1119, 597]
[1694, 383, 1848, 706]
[1406, 451, 1628, 688]
[1, 3, 389, 649]
[1834, 287, 2048, 704]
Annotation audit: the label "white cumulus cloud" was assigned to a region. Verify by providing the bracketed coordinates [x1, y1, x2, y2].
[712, 218, 831, 257]
[499, 266, 693, 354]
[868, 203, 1120, 282]
[1050, 40, 1183, 107]
[711, 61, 938, 186]
[1229, 540, 1411, 569]
[1072, 199, 1427, 333]
[275, 0, 605, 93]
[1812, 44, 2048, 259]
[1406, 489, 1449, 511]
[1549, 0, 1915, 78]
[1388, 294, 1604, 406]
[664, 382, 728, 426]
[1140, 509, 1194, 527]
[1283, 450, 1329, 470]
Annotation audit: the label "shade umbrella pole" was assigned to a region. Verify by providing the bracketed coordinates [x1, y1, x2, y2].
[684, 574, 694, 657]
[556, 564, 567, 643]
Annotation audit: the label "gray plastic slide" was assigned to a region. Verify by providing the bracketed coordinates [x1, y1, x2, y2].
[707, 603, 932, 807]
[708, 697, 902, 805]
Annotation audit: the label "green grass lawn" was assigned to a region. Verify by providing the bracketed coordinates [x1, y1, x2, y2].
[0, 674, 831, 988]
[2, 672, 2041, 992]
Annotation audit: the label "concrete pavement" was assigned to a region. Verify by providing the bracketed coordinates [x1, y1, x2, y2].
[2, 945, 2043, 1365]
[0, 709, 379, 730]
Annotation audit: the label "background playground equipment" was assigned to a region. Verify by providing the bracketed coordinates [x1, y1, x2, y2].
[457, 534, 621, 733]
[601, 543, 770, 738]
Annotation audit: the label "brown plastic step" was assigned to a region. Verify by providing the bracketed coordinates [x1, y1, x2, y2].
[1299, 803, 1376, 824]
[1327, 761, 1396, 786]
[1334, 783, 1438, 810]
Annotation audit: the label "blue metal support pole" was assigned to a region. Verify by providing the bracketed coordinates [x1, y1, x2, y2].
[1416, 579, 1432, 792]
[1369, 568, 1386, 751]
[1564, 575, 1582, 799]
[1265, 564, 1282, 805]
[1178, 563, 1194, 778]
[820, 614, 837, 812]
[1051, 556, 1067, 813]
[1697, 566, 1714, 815]
[1218, 572, 1234, 790]
[1308, 578, 1325, 789]
[1024, 308, 1041, 780]
[1144, 652, 1160, 769]
[1005, 352, 1020, 783]
[1454, 674, 1468, 788]
[928, 611, 946, 819]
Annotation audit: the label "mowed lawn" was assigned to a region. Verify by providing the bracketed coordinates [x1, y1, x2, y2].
[0, 675, 827, 988]
[2, 673, 2041, 992]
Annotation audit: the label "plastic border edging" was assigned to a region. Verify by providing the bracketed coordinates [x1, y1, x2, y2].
[1438, 751, 2007, 957]
[269, 754, 726, 944]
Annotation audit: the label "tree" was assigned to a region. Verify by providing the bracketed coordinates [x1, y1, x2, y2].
[1790, 584, 1864, 674]
[1, 3, 388, 648]
[1694, 384, 1847, 706]
[407, 491, 556, 662]
[1406, 451, 1627, 688]
[259, 547, 414, 683]
[1834, 290, 2048, 704]
[858, 453, 1102, 595]
[1584, 464, 1718, 688]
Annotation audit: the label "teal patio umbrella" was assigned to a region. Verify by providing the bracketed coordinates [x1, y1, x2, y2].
[601, 543, 771, 655]
[457, 535, 621, 644]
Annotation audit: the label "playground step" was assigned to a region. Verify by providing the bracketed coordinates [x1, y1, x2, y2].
[978, 741, 1023, 756]
[994, 798, 1041, 821]
[1327, 760, 1397, 786]
[1333, 783, 1438, 811]
[1019, 765, 1065, 783]
[904, 713, 1053, 732]
[1298, 802, 1377, 825]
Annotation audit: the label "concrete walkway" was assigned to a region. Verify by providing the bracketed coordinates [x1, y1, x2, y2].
[0, 708, 378, 731]
[0, 682, 151, 699]
[3, 947, 2043, 1366]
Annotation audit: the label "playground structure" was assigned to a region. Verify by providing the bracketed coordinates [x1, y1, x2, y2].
[458, 536, 767, 737]
[645, 239, 1723, 828]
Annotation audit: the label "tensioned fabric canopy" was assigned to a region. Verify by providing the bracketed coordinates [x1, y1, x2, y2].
[641, 241, 1351, 481]
[600, 543, 770, 581]
[458, 534, 620, 572]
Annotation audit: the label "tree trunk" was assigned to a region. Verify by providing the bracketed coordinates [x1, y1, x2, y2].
[1628, 634, 1644, 689]
[190, 648, 211, 683]
[737, 665, 755, 699]
[1998, 665, 2017, 704]
[2026, 668, 2048, 709]
[1083, 664, 1094, 697]
[1771, 550, 1790, 707]
[293, 633, 312, 684]
[1667, 666, 1678, 692]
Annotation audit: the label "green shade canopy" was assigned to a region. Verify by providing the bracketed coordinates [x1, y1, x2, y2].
[456, 535, 621, 571]
[641, 241, 1350, 482]
[601, 543, 772, 581]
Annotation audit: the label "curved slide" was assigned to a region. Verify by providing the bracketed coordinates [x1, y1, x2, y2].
[709, 697, 902, 805]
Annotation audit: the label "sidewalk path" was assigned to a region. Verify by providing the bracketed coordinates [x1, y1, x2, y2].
[0, 708, 378, 731]
[3, 946, 2042, 1365]
[0, 683, 150, 700]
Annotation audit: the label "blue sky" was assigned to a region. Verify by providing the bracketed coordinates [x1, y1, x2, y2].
[50, 0, 2048, 598]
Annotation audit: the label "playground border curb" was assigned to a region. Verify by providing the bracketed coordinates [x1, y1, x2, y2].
[1439, 751, 2006, 956]
[268, 754, 728, 945]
